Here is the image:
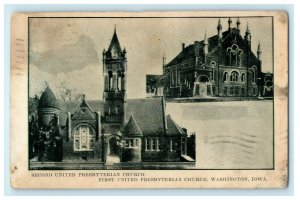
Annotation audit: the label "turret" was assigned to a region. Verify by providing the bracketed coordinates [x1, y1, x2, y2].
[228, 17, 232, 30]
[162, 53, 166, 67]
[194, 41, 201, 66]
[102, 49, 106, 59]
[244, 22, 251, 50]
[38, 85, 60, 128]
[203, 31, 209, 63]
[217, 18, 222, 39]
[257, 42, 262, 74]
[236, 18, 241, 32]
[257, 42, 262, 61]
[257, 42, 263, 96]
[123, 47, 127, 58]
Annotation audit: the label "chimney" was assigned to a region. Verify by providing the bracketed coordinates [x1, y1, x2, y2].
[182, 43, 185, 51]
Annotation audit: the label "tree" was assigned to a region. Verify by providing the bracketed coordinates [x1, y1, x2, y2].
[29, 115, 39, 159]
[58, 81, 84, 101]
[28, 95, 39, 117]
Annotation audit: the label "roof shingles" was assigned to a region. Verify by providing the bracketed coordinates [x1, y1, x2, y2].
[58, 97, 184, 137]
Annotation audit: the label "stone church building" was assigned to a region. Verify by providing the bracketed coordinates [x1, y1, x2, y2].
[33, 28, 195, 164]
[146, 18, 273, 99]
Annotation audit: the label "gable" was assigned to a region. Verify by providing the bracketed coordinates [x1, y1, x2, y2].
[123, 115, 143, 137]
[72, 105, 96, 120]
[166, 115, 187, 136]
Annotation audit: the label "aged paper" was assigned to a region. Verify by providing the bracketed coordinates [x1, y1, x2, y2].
[10, 11, 288, 189]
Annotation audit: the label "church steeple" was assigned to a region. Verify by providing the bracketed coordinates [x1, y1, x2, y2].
[102, 26, 127, 125]
[108, 25, 122, 59]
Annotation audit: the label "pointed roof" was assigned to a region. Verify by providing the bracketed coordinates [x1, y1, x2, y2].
[124, 115, 143, 136]
[126, 97, 166, 135]
[246, 22, 251, 34]
[71, 95, 96, 120]
[228, 17, 232, 28]
[217, 18, 222, 30]
[257, 41, 262, 53]
[166, 115, 187, 136]
[203, 31, 208, 45]
[38, 85, 59, 109]
[108, 26, 122, 52]
[79, 95, 89, 107]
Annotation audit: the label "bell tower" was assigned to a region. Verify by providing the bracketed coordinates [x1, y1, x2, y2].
[102, 26, 127, 125]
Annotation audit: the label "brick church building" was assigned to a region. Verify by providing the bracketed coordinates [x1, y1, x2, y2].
[146, 18, 273, 99]
[32, 28, 195, 165]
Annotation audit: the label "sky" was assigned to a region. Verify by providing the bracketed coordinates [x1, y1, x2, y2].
[29, 17, 273, 100]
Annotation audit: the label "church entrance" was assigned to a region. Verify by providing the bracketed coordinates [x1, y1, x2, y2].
[106, 136, 122, 165]
[193, 75, 213, 97]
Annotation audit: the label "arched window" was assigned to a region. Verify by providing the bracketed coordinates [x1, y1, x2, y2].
[108, 106, 111, 115]
[241, 73, 246, 82]
[211, 61, 216, 81]
[227, 45, 242, 67]
[117, 70, 122, 91]
[252, 66, 257, 83]
[226, 48, 232, 66]
[171, 69, 175, 85]
[230, 71, 239, 82]
[177, 69, 181, 85]
[111, 46, 118, 58]
[174, 69, 177, 85]
[73, 125, 95, 151]
[108, 71, 113, 91]
[238, 49, 243, 67]
[115, 105, 121, 115]
[197, 75, 210, 83]
[118, 76, 122, 91]
[223, 72, 229, 82]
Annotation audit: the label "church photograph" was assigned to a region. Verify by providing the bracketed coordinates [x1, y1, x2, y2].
[146, 18, 274, 101]
[28, 20, 196, 170]
[28, 16, 274, 170]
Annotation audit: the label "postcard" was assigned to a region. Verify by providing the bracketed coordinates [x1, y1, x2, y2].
[10, 11, 288, 188]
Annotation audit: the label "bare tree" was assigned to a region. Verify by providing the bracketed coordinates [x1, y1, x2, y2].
[58, 81, 84, 101]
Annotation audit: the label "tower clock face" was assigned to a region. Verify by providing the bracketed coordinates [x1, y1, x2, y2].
[111, 46, 118, 58]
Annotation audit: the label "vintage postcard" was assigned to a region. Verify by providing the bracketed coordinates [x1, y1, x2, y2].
[10, 11, 288, 189]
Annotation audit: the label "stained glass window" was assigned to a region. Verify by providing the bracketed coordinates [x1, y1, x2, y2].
[73, 125, 95, 151]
